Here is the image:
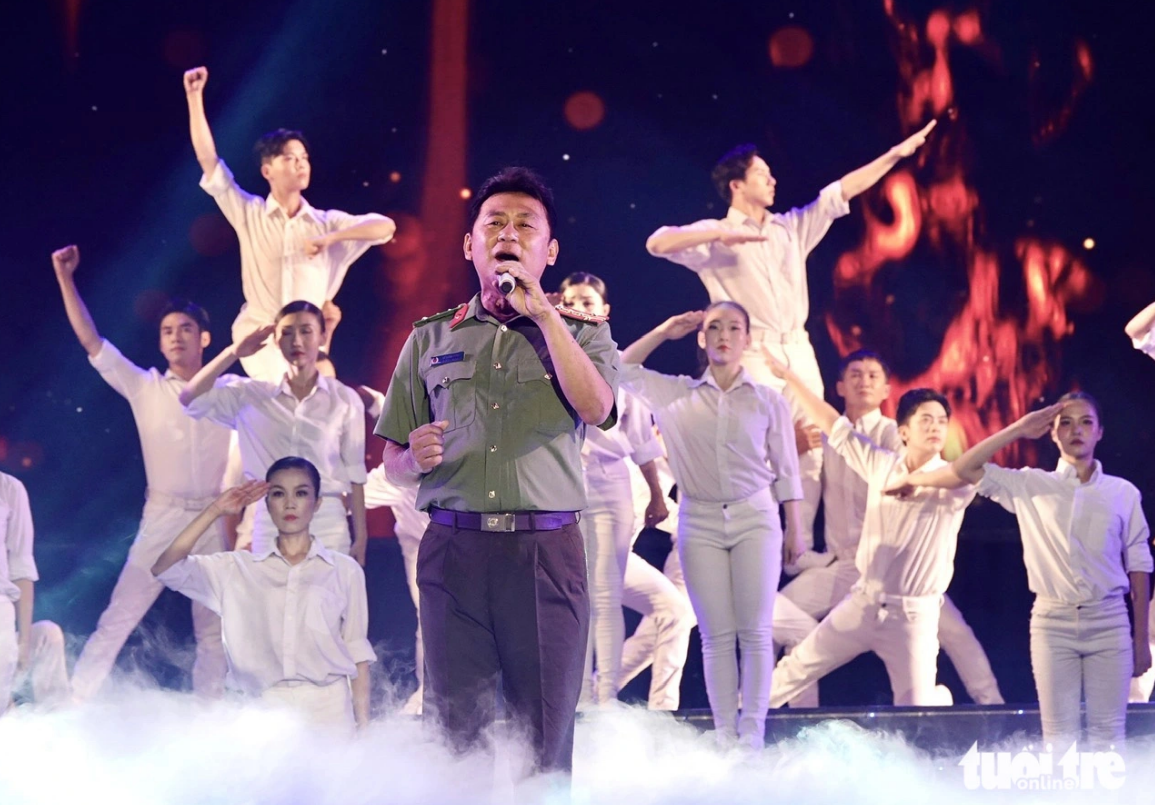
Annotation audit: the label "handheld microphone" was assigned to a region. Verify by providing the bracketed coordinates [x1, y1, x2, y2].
[496, 262, 518, 295]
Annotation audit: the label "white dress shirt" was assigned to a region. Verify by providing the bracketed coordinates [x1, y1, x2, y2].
[583, 388, 664, 467]
[648, 182, 849, 334]
[90, 340, 234, 500]
[978, 460, 1153, 605]
[620, 363, 802, 505]
[1, 473, 37, 603]
[200, 159, 391, 331]
[157, 538, 376, 694]
[822, 409, 902, 561]
[827, 417, 975, 598]
[186, 374, 367, 496]
[363, 465, 429, 543]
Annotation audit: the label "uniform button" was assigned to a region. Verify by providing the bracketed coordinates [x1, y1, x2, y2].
[490, 445, 497, 452]
[488, 490, 496, 499]
[544, 373, 552, 380]
[493, 362, 502, 369]
[499, 325, 508, 332]
[442, 376, 450, 385]
[492, 403, 500, 410]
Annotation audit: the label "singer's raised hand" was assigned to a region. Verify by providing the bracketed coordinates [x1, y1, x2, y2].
[495, 263, 554, 322]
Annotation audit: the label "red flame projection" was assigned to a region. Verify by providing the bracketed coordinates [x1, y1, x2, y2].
[827, 5, 1099, 463]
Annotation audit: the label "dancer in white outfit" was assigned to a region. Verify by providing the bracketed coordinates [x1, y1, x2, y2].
[619, 457, 696, 710]
[182, 66, 395, 382]
[894, 394, 1152, 749]
[768, 361, 974, 708]
[180, 301, 368, 564]
[646, 121, 935, 570]
[53, 246, 230, 701]
[559, 273, 667, 707]
[154, 458, 376, 732]
[780, 350, 1003, 705]
[1124, 302, 1155, 703]
[621, 303, 804, 748]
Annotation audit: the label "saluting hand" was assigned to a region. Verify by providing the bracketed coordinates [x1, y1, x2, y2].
[235, 324, 276, 358]
[659, 311, 704, 340]
[52, 244, 80, 277]
[210, 480, 269, 517]
[1014, 402, 1066, 439]
[407, 421, 449, 473]
[183, 66, 208, 95]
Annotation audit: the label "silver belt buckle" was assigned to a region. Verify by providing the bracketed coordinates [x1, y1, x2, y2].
[482, 513, 517, 532]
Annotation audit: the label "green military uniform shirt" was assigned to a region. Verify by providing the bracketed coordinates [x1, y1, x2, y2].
[375, 294, 620, 513]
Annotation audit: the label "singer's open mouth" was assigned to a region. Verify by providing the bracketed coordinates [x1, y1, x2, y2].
[494, 251, 519, 262]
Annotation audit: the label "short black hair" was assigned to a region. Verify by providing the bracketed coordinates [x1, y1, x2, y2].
[276, 300, 326, 333]
[896, 388, 951, 427]
[266, 456, 321, 498]
[255, 128, 310, 166]
[1057, 390, 1102, 423]
[839, 349, 891, 380]
[467, 167, 557, 236]
[712, 144, 759, 204]
[558, 271, 609, 303]
[703, 300, 750, 332]
[157, 299, 210, 334]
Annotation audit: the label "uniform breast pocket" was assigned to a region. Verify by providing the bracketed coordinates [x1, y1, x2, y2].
[425, 362, 477, 433]
[305, 585, 346, 635]
[517, 360, 573, 434]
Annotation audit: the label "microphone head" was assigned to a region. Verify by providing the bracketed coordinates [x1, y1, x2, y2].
[496, 263, 518, 295]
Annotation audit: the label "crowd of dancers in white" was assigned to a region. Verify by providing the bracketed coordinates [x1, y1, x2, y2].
[2, 66, 1153, 756]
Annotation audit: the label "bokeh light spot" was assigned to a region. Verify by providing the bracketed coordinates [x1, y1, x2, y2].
[459, 188, 472, 200]
[189, 212, 235, 257]
[1083, 237, 1095, 250]
[768, 26, 814, 68]
[389, 171, 401, 183]
[564, 91, 605, 130]
[133, 289, 171, 325]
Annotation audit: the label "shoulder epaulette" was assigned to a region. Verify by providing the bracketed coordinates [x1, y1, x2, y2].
[413, 304, 467, 328]
[556, 305, 608, 324]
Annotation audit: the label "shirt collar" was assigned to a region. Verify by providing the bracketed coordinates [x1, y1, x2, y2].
[264, 194, 318, 222]
[1055, 457, 1102, 483]
[853, 407, 885, 432]
[276, 372, 331, 401]
[254, 535, 336, 565]
[725, 205, 775, 229]
[691, 366, 758, 391]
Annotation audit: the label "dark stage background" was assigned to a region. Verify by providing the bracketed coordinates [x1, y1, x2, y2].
[3, 0, 1155, 708]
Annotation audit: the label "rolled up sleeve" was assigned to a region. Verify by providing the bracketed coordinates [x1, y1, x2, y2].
[782, 181, 851, 256]
[648, 220, 728, 272]
[765, 391, 803, 502]
[1123, 488, 1154, 574]
[341, 564, 377, 665]
[157, 555, 229, 616]
[338, 385, 368, 485]
[975, 463, 1026, 514]
[89, 340, 149, 401]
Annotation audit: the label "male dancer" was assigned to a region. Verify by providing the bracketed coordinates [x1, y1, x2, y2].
[183, 66, 396, 381]
[53, 246, 231, 699]
[767, 356, 974, 707]
[646, 121, 936, 569]
[779, 350, 1003, 704]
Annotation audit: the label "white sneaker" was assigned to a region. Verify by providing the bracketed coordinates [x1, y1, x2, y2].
[929, 684, 954, 707]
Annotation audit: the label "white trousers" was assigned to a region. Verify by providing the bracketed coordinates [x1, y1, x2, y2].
[1031, 596, 1132, 749]
[618, 550, 695, 710]
[680, 491, 782, 747]
[770, 589, 942, 708]
[7, 621, 71, 709]
[245, 496, 351, 555]
[1128, 603, 1155, 703]
[260, 679, 355, 736]
[580, 460, 635, 705]
[0, 599, 14, 712]
[71, 499, 227, 700]
[741, 339, 823, 556]
[396, 522, 424, 698]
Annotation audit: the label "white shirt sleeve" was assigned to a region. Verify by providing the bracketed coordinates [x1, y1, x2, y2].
[778, 181, 851, 257]
[319, 210, 392, 299]
[337, 384, 368, 485]
[1132, 329, 1155, 360]
[340, 560, 377, 665]
[184, 376, 254, 427]
[156, 554, 232, 615]
[765, 391, 803, 502]
[1122, 485, 1154, 574]
[88, 339, 149, 401]
[3, 477, 37, 584]
[974, 463, 1026, 514]
[619, 393, 663, 466]
[199, 159, 260, 233]
[647, 219, 729, 273]
[826, 415, 892, 482]
[618, 363, 692, 414]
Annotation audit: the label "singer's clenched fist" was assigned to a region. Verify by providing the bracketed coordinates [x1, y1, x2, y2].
[407, 420, 449, 473]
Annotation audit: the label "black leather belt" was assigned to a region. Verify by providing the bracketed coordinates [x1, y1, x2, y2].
[428, 507, 578, 533]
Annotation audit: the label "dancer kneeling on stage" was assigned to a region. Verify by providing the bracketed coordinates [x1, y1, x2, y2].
[152, 457, 375, 733]
[768, 361, 974, 708]
[891, 393, 1151, 749]
[620, 302, 804, 749]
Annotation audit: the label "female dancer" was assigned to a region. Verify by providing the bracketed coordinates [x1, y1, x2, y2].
[558, 272, 667, 706]
[894, 393, 1151, 748]
[153, 456, 375, 732]
[620, 302, 803, 748]
[180, 301, 368, 563]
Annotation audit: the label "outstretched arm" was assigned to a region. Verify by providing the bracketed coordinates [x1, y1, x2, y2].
[621, 311, 704, 365]
[1125, 301, 1155, 341]
[52, 246, 102, 357]
[305, 218, 397, 257]
[646, 227, 768, 257]
[178, 325, 274, 406]
[184, 67, 219, 178]
[840, 120, 936, 201]
[152, 481, 268, 576]
[766, 356, 839, 436]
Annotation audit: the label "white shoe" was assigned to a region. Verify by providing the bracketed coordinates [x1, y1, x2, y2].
[929, 684, 954, 707]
